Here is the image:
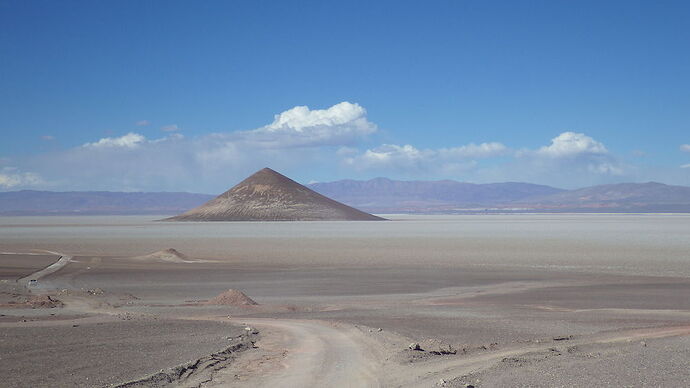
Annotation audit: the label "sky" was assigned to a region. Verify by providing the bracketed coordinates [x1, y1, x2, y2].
[1, 0, 689, 193]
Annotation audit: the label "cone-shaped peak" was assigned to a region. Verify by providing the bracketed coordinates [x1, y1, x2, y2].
[229, 167, 300, 190]
[165, 168, 385, 221]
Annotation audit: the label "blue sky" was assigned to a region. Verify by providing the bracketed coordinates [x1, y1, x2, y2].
[1, 0, 689, 192]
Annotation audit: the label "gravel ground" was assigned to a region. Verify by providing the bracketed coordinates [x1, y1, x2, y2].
[0, 318, 244, 388]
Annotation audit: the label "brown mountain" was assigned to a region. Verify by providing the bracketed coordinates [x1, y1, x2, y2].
[165, 168, 385, 221]
[309, 178, 562, 212]
[309, 179, 690, 213]
[517, 182, 690, 212]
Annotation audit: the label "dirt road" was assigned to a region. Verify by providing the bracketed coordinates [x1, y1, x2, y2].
[17, 251, 72, 288]
[206, 318, 382, 388]
[207, 318, 690, 388]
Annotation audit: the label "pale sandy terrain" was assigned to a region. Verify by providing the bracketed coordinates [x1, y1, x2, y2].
[0, 214, 689, 387]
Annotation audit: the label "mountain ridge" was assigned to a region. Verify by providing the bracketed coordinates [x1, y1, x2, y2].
[2, 178, 690, 215]
[0, 190, 214, 215]
[308, 179, 690, 213]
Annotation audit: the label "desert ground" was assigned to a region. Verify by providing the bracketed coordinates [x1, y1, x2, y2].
[1, 214, 689, 387]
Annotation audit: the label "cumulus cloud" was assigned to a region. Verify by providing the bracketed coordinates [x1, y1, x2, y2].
[236, 102, 377, 148]
[344, 142, 502, 175]
[82, 133, 146, 149]
[4, 101, 645, 192]
[536, 132, 607, 157]
[681, 144, 690, 153]
[516, 131, 622, 177]
[161, 124, 180, 132]
[340, 131, 624, 187]
[0, 167, 43, 188]
[350, 144, 429, 168]
[6, 102, 377, 192]
[265, 102, 372, 132]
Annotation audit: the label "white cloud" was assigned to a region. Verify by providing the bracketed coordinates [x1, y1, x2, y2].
[265, 102, 371, 132]
[681, 144, 690, 153]
[237, 102, 377, 148]
[341, 132, 624, 187]
[536, 132, 608, 157]
[41, 135, 55, 141]
[161, 124, 180, 132]
[439, 142, 507, 159]
[515, 131, 622, 177]
[135, 120, 150, 126]
[681, 164, 690, 169]
[82, 133, 146, 149]
[7, 103, 650, 192]
[344, 142, 503, 174]
[350, 144, 430, 167]
[0, 167, 43, 188]
[11, 102, 376, 192]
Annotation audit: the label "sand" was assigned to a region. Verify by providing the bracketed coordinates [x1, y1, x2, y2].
[0, 214, 688, 387]
[0, 254, 60, 280]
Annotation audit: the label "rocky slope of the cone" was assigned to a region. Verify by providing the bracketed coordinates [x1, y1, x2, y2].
[165, 168, 385, 221]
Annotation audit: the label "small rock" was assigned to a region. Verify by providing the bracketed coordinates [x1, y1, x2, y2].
[377, 327, 382, 332]
[409, 342, 422, 351]
[641, 341, 647, 347]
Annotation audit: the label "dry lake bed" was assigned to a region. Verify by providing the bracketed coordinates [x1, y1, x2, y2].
[1, 214, 689, 387]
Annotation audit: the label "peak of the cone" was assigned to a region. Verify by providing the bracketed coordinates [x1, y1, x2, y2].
[253, 167, 281, 175]
[244, 167, 289, 180]
[231, 167, 296, 189]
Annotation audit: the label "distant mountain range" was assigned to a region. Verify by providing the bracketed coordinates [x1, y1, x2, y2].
[308, 178, 563, 212]
[308, 179, 690, 213]
[0, 190, 213, 215]
[1, 179, 690, 215]
[510, 182, 690, 213]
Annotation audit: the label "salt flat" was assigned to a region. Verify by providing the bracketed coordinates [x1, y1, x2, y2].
[0, 214, 688, 387]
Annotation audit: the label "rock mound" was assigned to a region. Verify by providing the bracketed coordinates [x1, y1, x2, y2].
[133, 248, 192, 263]
[1, 294, 64, 309]
[204, 289, 258, 306]
[28, 294, 63, 308]
[165, 167, 385, 221]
